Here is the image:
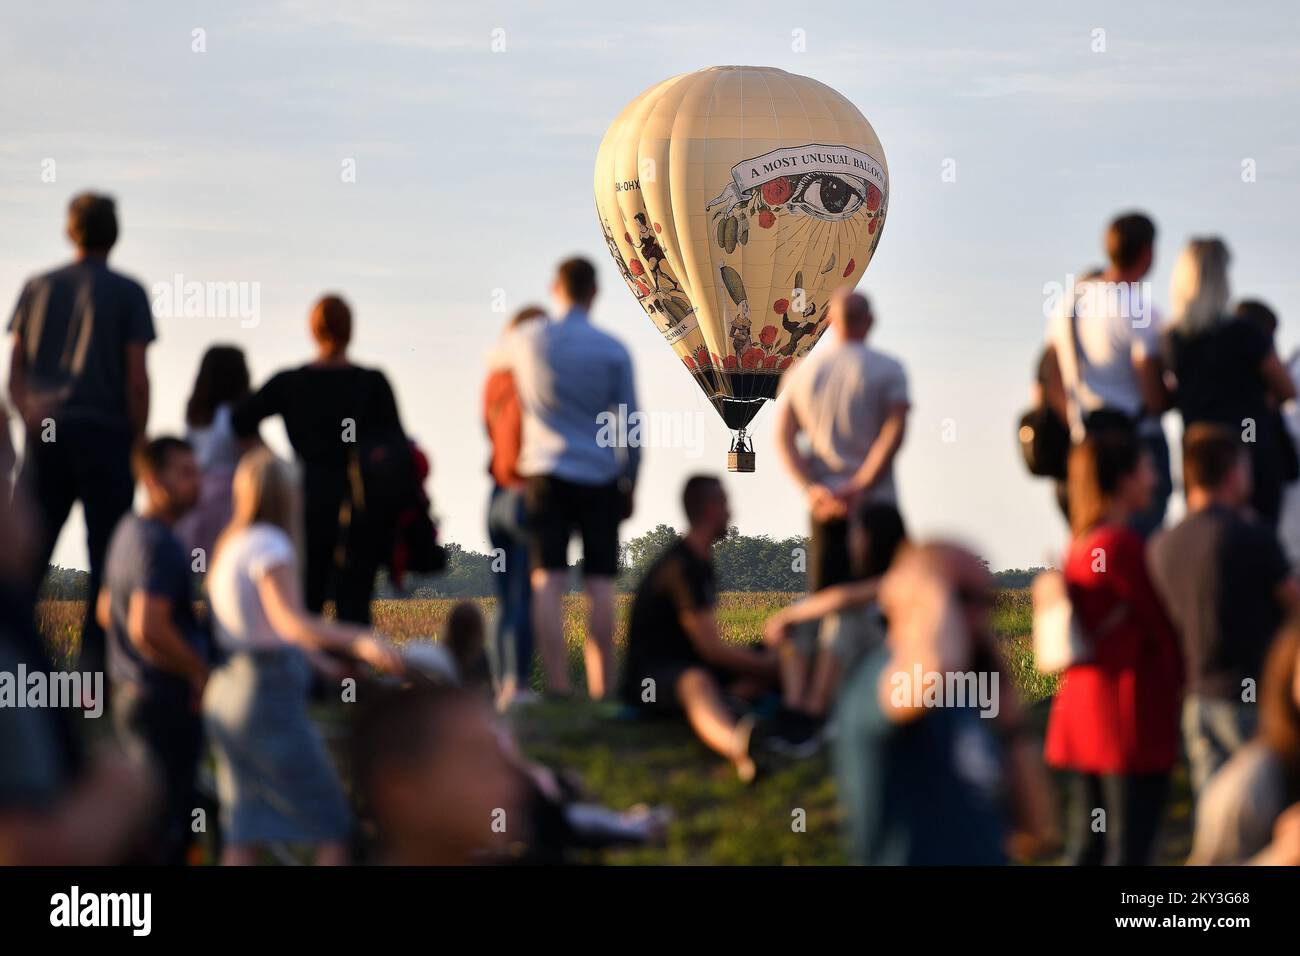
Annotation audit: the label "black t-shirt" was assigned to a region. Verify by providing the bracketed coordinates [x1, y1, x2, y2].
[1147, 504, 1290, 698]
[620, 539, 716, 699]
[1164, 319, 1273, 437]
[232, 364, 404, 502]
[7, 260, 155, 429]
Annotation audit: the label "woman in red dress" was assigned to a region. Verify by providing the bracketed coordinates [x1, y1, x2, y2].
[1044, 428, 1183, 865]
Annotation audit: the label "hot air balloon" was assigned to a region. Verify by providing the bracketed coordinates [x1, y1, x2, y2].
[594, 66, 889, 471]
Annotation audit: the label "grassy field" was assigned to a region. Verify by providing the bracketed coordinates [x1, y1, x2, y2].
[36, 591, 1191, 865]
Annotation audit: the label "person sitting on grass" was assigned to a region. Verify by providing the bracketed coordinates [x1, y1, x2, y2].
[764, 501, 907, 727]
[352, 682, 522, 865]
[618, 475, 782, 782]
[835, 542, 1057, 865]
[393, 619, 672, 863]
[444, 600, 493, 693]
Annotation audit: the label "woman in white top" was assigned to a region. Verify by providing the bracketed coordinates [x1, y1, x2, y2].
[177, 346, 253, 562]
[204, 448, 403, 865]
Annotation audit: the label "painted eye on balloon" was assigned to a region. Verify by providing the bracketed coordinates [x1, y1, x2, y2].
[788, 173, 866, 221]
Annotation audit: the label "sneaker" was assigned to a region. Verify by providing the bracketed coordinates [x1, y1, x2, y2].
[500, 688, 542, 712]
[763, 710, 825, 759]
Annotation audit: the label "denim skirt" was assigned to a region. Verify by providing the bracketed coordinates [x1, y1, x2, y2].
[202, 646, 351, 845]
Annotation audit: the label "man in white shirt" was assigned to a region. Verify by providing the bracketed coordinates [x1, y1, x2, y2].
[1041, 212, 1172, 535]
[502, 257, 639, 699]
[775, 290, 910, 592]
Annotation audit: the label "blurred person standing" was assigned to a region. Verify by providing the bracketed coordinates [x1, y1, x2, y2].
[775, 289, 909, 596]
[233, 295, 409, 625]
[0, 410, 158, 864]
[1040, 213, 1171, 536]
[176, 345, 252, 564]
[1162, 240, 1296, 528]
[1044, 429, 1183, 865]
[834, 542, 1056, 865]
[203, 450, 404, 865]
[483, 306, 547, 708]
[7, 193, 154, 682]
[97, 436, 210, 865]
[1148, 424, 1299, 794]
[501, 258, 640, 699]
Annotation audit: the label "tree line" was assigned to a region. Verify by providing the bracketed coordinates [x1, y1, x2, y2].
[40, 531, 1042, 600]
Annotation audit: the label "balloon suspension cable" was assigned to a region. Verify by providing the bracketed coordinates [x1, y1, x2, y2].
[727, 428, 756, 473]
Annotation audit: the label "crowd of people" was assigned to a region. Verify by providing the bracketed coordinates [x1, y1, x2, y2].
[2, 193, 1300, 866]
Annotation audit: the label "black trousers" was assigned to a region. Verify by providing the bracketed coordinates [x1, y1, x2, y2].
[19, 419, 135, 679]
[808, 517, 852, 592]
[1065, 772, 1170, 866]
[303, 490, 385, 625]
[113, 683, 204, 866]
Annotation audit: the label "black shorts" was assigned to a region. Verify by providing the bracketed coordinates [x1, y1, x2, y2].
[808, 517, 852, 592]
[525, 475, 622, 577]
[623, 658, 738, 714]
[809, 502, 905, 590]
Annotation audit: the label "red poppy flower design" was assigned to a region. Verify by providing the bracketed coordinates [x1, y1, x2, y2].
[763, 354, 779, 370]
[866, 184, 882, 212]
[694, 346, 711, 367]
[683, 355, 697, 370]
[758, 210, 776, 229]
[741, 347, 765, 369]
[629, 259, 645, 276]
[724, 354, 739, 369]
[773, 298, 789, 314]
[759, 325, 779, 347]
[868, 219, 876, 235]
[779, 356, 794, 370]
[761, 177, 793, 206]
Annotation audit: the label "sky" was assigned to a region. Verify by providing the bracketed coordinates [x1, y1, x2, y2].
[3, 0, 1299, 573]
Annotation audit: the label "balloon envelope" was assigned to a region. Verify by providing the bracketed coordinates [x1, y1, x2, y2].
[594, 65, 889, 434]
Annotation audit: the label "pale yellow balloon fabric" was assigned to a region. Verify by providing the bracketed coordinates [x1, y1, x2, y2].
[595, 65, 888, 429]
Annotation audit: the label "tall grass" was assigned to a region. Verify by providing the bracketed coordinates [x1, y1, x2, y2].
[39, 589, 1049, 697]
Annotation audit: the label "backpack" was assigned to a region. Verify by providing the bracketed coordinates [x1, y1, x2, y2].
[338, 372, 445, 583]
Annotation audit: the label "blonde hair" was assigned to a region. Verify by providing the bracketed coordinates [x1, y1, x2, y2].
[214, 448, 302, 565]
[1169, 238, 1231, 335]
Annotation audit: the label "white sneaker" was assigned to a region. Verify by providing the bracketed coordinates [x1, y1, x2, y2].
[501, 688, 543, 712]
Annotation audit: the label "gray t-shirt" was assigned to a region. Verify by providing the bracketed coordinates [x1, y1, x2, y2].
[1147, 505, 1289, 699]
[1189, 742, 1287, 864]
[8, 259, 155, 428]
[782, 339, 909, 501]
